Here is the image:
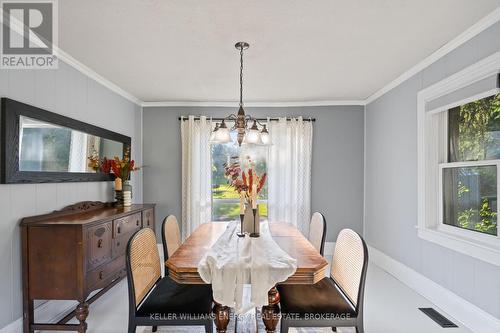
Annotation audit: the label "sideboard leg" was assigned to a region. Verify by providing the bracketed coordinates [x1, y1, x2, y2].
[75, 302, 89, 333]
[213, 301, 230, 333]
[22, 226, 34, 333]
[262, 286, 280, 333]
[23, 298, 34, 333]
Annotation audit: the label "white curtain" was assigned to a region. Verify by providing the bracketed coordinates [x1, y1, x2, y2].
[267, 117, 313, 236]
[68, 131, 88, 172]
[181, 116, 212, 240]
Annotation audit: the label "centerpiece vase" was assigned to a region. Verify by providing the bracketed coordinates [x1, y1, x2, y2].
[123, 180, 132, 207]
[243, 203, 260, 236]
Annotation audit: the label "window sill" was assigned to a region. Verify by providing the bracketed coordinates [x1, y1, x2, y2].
[417, 227, 500, 267]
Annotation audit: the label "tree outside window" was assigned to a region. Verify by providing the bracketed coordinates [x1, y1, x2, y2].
[211, 133, 268, 221]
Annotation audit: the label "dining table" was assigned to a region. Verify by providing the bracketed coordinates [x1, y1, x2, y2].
[166, 222, 329, 333]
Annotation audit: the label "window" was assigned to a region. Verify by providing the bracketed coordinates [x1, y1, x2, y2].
[440, 94, 499, 236]
[417, 55, 500, 266]
[211, 132, 268, 221]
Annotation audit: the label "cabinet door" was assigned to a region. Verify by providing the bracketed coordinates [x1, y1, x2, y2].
[86, 222, 112, 271]
[142, 208, 155, 229]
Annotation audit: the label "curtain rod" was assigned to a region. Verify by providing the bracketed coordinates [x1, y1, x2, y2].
[178, 117, 316, 122]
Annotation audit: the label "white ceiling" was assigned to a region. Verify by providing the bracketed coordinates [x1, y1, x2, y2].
[59, 0, 500, 103]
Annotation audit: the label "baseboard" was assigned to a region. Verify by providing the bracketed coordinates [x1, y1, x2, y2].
[0, 286, 107, 333]
[368, 245, 500, 333]
[0, 298, 77, 333]
[0, 318, 20, 333]
[324, 241, 335, 256]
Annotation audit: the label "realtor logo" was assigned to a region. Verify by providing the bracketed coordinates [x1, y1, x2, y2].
[1, 0, 58, 69]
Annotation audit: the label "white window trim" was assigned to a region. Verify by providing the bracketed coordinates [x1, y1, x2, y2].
[417, 50, 500, 267]
[438, 161, 500, 246]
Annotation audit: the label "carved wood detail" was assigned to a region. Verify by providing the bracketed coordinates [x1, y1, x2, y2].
[61, 201, 107, 213]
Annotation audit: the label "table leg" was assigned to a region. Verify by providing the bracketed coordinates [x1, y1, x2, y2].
[262, 286, 280, 333]
[213, 301, 230, 333]
[75, 302, 89, 333]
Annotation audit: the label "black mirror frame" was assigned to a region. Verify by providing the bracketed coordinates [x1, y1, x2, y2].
[1, 98, 131, 184]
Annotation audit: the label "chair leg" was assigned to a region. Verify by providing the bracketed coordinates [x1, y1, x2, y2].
[127, 321, 136, 333]
[280, 320, 289, 333]
[152, 326, 158, 332]
[356, 322, 364, 333]
[205, 321, 214, 333]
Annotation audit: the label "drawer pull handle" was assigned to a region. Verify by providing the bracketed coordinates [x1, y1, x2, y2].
[136, 220, 140, 226]
[99, 271, 104, 280]
[117, 242, 120, 247]
[117, 226, 121, 234]
[97, 239, 103, 248]
[147, 220, 150, 226]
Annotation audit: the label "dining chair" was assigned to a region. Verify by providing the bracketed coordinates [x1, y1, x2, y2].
[126, 228, 214, 333]
[308, 212, 327, 255]
[278, 228, 368, 333]
[161, 215, 182, 262]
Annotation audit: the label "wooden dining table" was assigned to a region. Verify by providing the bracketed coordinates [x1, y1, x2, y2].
[166, 222, 328, 333]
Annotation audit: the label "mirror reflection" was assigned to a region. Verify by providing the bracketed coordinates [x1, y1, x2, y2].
[19, 116, 124, 173]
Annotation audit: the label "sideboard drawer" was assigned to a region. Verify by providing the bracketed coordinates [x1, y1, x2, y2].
[114, 213, 141, 237]
[87, 255, 125, 291]
[112, 232, 131, 258]
[87, 222, 112, 271]
[142, 208, 155, 229]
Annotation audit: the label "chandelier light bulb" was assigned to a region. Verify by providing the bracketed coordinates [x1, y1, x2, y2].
[215, 120, 232, 143]
[245, 121, 263, 145]
[260, 125, 271, 145]
[209, 123, 220, 143]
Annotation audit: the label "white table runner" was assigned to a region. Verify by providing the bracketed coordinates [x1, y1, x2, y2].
[197, 221, 297, 313]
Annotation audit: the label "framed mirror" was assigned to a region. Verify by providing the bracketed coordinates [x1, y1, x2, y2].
[1, 98, 131, 183]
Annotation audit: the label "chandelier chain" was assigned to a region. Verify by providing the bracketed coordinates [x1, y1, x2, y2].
[239, 45, 244, 107]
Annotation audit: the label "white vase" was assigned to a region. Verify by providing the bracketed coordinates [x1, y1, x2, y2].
[243, 204, 260, 235]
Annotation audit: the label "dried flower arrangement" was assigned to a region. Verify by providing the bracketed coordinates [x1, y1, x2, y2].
[224, 156, 266, 205]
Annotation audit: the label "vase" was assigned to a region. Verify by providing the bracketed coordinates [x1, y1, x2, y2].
[243, 203, 260, 236]
[123, 180, 132, 207]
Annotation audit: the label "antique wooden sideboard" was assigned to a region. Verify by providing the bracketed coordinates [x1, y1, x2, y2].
[20, 201, 156, 333]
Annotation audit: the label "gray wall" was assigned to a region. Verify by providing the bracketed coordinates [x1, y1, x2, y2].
[143, 106, 364, 242]
[365, 21, 500, 318]
[0, 62, 143, 329]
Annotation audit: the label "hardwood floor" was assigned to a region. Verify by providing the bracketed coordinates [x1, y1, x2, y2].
[63, 260, 471, 333]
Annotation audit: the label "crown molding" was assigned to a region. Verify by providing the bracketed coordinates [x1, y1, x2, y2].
[56, 49, 142, 106]
[141, 100, 366, 108]
[4, 5, 499, 109]
[1, 11, 142, 106]
[365, 6, 500, 105]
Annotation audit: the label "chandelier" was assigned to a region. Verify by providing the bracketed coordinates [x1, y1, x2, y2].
[209, 42, 271, 146]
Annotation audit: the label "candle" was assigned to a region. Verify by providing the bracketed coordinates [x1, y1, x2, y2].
[240, 192, 245, 214]
[114, 177, 122, 191]
[252, 184, 257, 209]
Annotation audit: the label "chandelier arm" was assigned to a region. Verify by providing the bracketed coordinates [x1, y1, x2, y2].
[247, 115, 267, 127]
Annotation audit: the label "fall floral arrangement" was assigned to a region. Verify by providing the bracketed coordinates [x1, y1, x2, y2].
[110, 148, 139, 181]
[224, 156, 267, 208]
[87, 147, 139, 180]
